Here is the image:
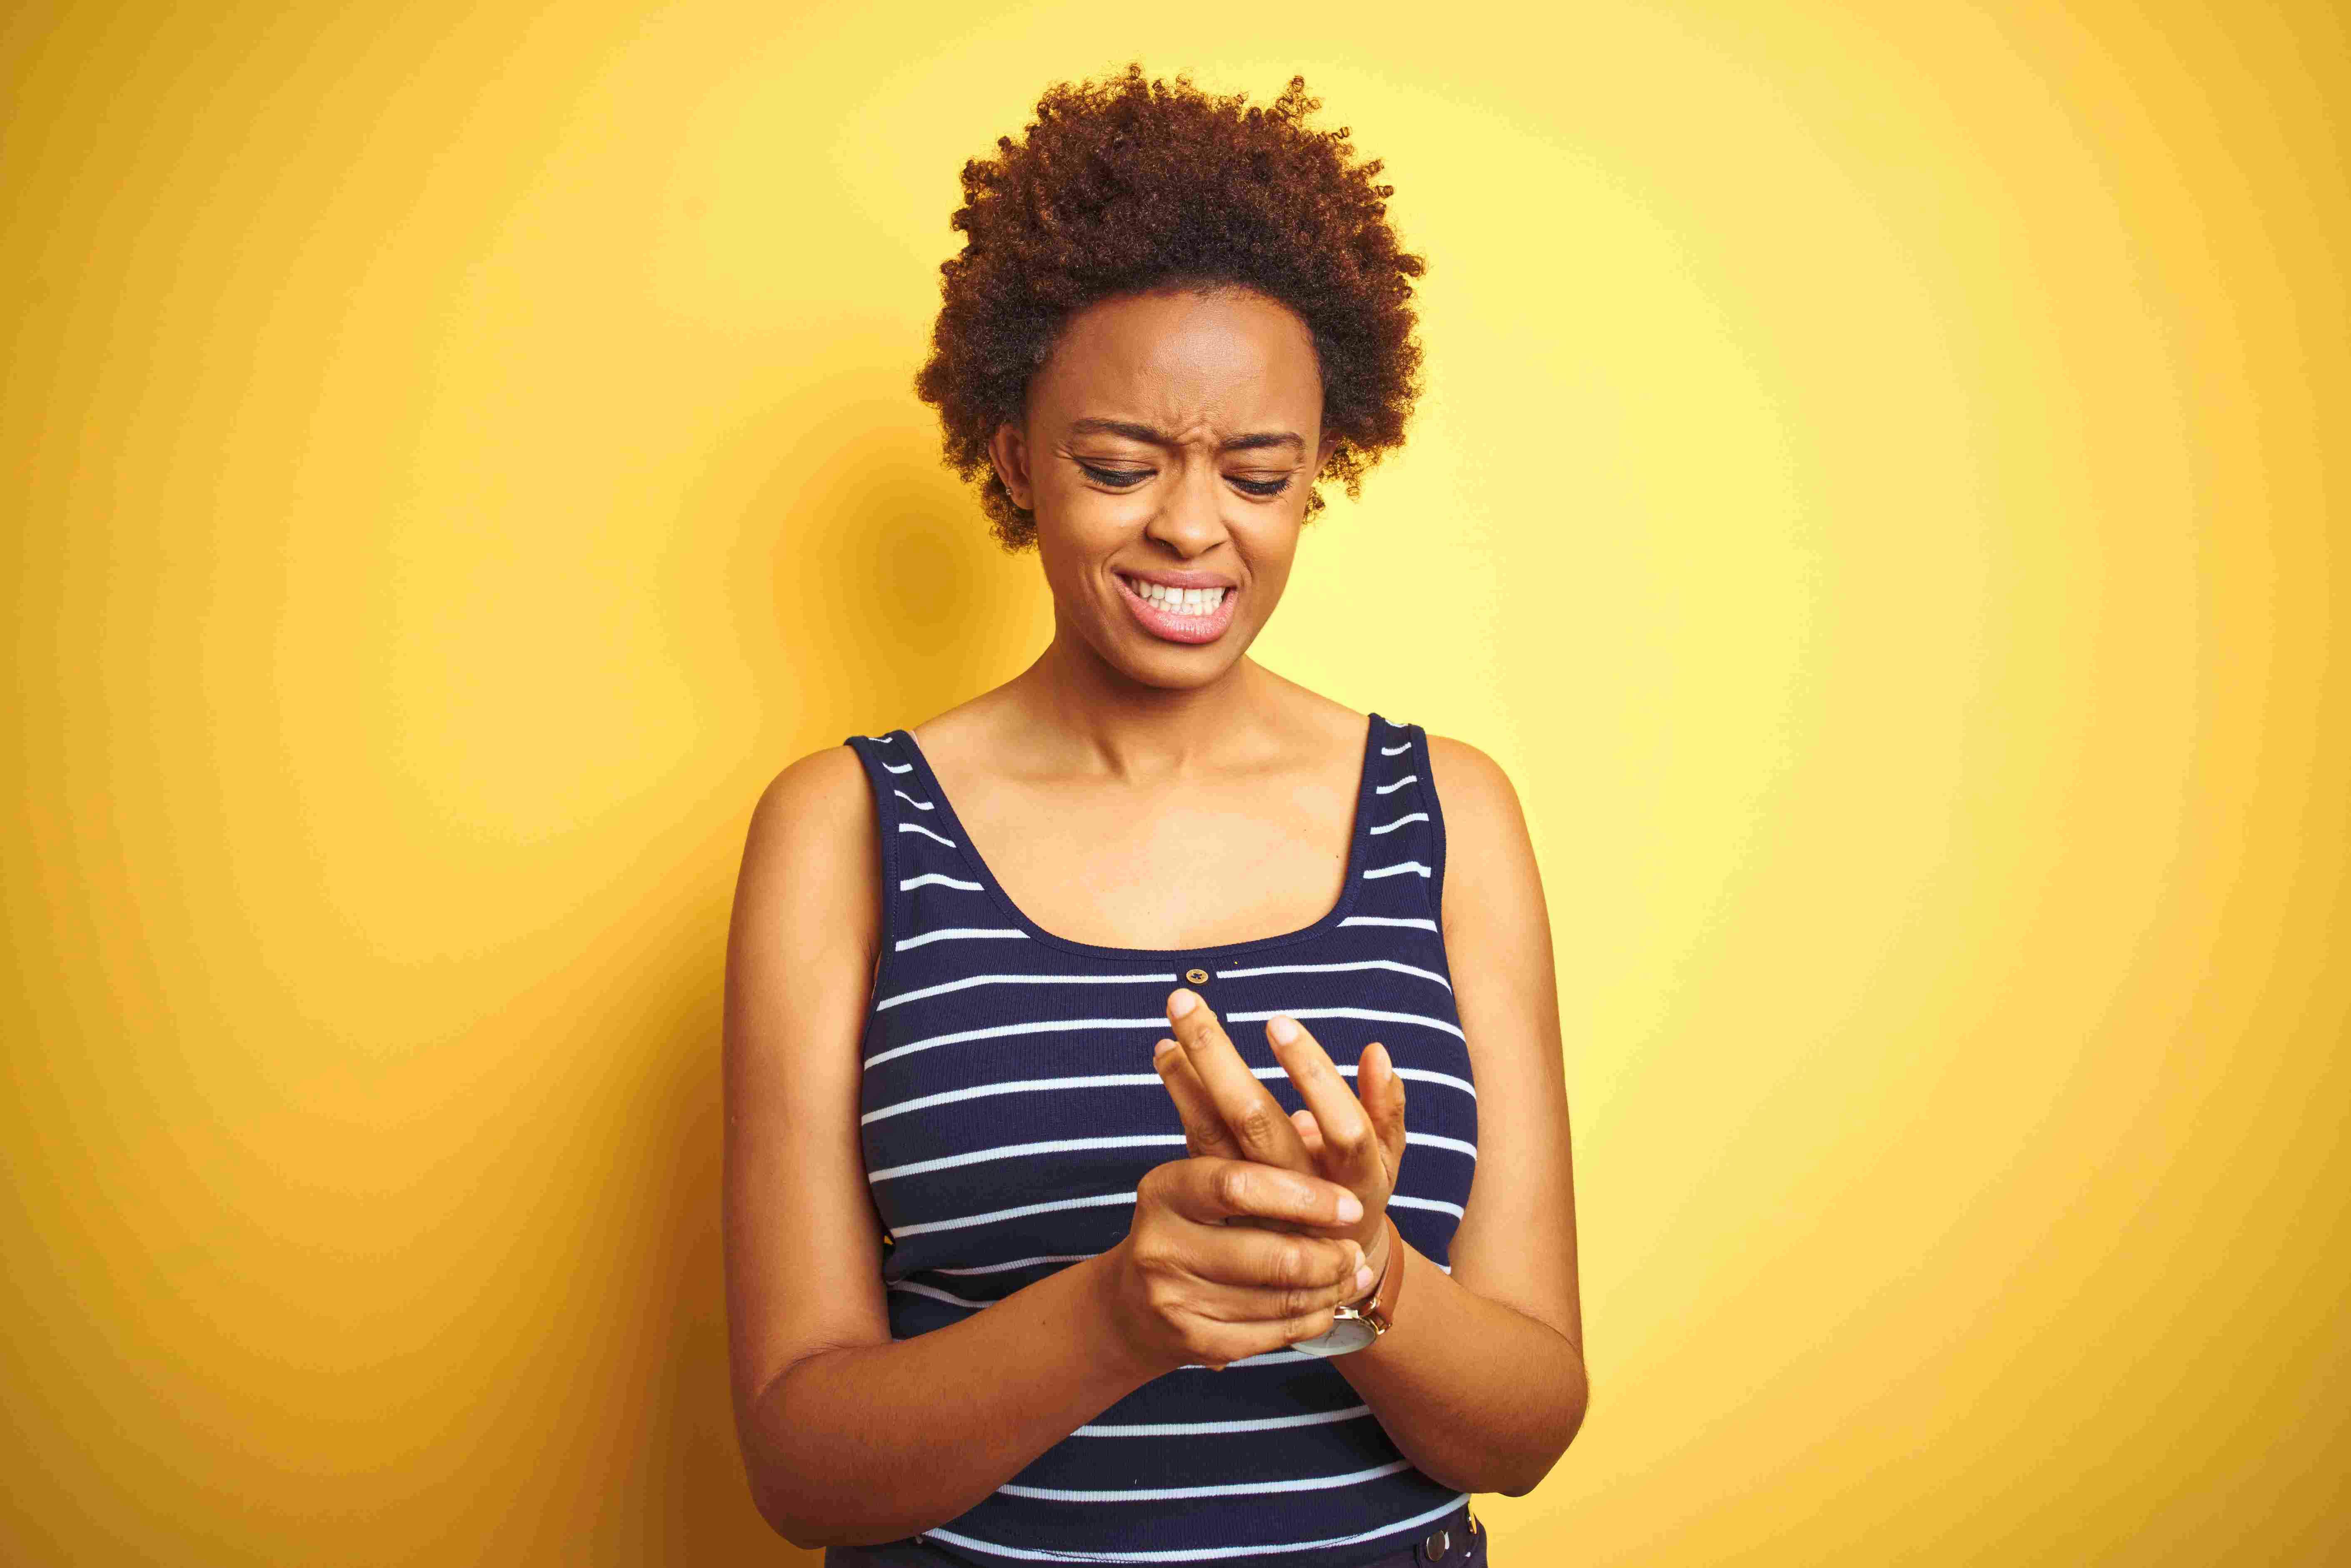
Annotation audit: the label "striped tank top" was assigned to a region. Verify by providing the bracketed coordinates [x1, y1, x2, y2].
[842, 713, 1479, 1568]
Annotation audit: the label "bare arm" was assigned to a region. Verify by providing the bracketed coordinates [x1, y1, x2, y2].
[1328, 733, 1588, 1496]
[721, 746, 1371, 1547]
[1122, 735, 1588, 1497]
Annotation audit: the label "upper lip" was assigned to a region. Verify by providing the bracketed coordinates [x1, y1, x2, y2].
[1118, 567, 1237, 590]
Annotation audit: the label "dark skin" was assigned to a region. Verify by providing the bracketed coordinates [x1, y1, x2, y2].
[722, 284, 1586, 1548]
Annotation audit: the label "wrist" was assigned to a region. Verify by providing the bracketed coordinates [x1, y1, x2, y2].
[1080, 1241, 1180, 1384]
[1342, 1215, 1400, 1312]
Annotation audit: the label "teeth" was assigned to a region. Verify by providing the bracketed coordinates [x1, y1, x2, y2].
[1127, 577, 1228, 617]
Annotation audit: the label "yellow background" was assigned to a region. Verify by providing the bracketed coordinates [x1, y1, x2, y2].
[6, 1, 2345, 1561]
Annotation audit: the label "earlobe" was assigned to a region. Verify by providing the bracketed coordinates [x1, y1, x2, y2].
[989, 423, 1034, 511]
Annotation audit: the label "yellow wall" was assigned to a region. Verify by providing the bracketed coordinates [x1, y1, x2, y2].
[6, 2, 2345, 1562]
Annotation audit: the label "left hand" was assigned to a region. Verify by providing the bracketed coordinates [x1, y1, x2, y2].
[1149, 988, 1407, 1287]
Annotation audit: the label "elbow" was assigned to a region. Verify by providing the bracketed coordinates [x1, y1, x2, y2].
[1491, 1339, 1591, 1499]
[743, 1456, 832, 1550]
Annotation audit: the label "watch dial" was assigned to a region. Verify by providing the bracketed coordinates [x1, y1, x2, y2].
[1291, 1316, 1377, 1357]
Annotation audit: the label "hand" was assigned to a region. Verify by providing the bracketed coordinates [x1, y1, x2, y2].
[1149, 988, 1407, 1291]
[1101, 1154, 1376, 1375]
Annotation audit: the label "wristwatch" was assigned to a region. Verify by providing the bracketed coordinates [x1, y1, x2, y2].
[1293, 1215, 1403, 1358]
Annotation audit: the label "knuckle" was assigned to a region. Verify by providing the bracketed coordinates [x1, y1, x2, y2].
[1180, 1113, 1227, 1149]
[1230, 1102, 1282, 1147]
[1213, 1163, 1253, 1211]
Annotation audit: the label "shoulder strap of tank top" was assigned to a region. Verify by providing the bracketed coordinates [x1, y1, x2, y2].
[1356, 714, 1448, 930]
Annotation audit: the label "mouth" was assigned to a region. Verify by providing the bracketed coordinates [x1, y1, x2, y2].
[1113, 571, 1239, 646]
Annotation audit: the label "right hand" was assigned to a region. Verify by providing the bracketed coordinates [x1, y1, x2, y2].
[1099, 1155, 1376, 1376]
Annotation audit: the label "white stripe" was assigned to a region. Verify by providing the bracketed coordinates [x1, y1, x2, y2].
[924, 1493, 1472, 1563]
[868, 1134, 1183, 1182]
[863, 1072, 1164, 1124]
[900, 872, 983, 892]
[1362, 861, 1431, 880]
[893, 789, 936, 811]
[1214, 958, 1450, 992]
[930, 1251, 1099, 1275]
[860, 1063, 1475, 1125]
[887, 1279, 994, 1310]
[864, 1015, 1168, 1071]
[998, 1458, 1413, 1503]
[1184, 1347, 1322, 1367]
[1074, 1404, 1371, 1437]
[1379, 743, 1411, 755]
[893, 927, 1027, 952]
[1390, 1194, 1468, 1218]
[1374, 775, 1416, 794]
[897, 821, 957, 848]
[888, 1189, 1135, 1238]
[1390, 1065, 1477, 1099]
[865, 734, 895, 743]
[1406, 1131, 1479, 1158]
[1369, 811, 1429, 835]
[883, 760, 912, 774]
[1340, 915, 1437, 931]
[875, 970, 1177, 1012]
[1225, 1005, 1465, 1041]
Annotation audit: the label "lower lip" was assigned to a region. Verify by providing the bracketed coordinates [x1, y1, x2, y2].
[1114, 575, 1239, 645]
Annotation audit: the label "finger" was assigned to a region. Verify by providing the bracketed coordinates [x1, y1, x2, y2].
[1264, 1014, 1386, 1188]
[1189, 1269, 1378, 1326]
[1290, 1107, 1326, 1159]
[1160, 1155, 1364, 1232]
[1165, 1220, 1364, 1291]
[1153, 1039, 1244, 1159]
[1361, 1040, 1408, 1180]
[1167, 988, 1313, 1172]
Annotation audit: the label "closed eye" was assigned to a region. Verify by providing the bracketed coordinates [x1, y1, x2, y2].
[1075, 461, 1152, 488]
[1075, 460, 1293, 499]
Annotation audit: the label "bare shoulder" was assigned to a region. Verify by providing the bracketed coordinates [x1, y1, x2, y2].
[740, 743, 872, 880]
[729, 741, 881, 990]
[1423, 732, 1524, 824]
[1421, 732, 1548, 942]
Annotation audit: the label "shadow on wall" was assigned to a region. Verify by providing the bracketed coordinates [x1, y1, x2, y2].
[509, 381, 1024, 1561]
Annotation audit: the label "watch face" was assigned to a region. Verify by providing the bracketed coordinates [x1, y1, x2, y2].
[1292, 1314, 1378, 1357]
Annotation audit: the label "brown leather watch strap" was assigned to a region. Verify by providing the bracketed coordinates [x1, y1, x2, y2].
[1359, 1213, 1405, 1333]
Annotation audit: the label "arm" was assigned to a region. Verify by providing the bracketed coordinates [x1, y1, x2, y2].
[1151, 736, 1589, 1496]
[725, 748, 1394, 1546]
[1332, 733, 1587, 1496]
[721, 746, 1165, 1547]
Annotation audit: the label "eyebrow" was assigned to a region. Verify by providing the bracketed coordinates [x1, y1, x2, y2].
[1065, 416, 1305, 455]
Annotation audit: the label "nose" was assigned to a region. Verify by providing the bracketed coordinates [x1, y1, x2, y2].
[1142, 456, 1231, 558]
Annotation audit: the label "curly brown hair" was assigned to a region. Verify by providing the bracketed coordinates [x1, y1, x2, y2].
[913, 65, 1427, 551]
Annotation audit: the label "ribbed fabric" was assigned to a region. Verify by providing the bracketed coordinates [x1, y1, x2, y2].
[839, 713, 1479, 1568]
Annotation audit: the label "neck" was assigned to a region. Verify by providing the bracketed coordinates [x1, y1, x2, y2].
[1005, 619, 1271, 780]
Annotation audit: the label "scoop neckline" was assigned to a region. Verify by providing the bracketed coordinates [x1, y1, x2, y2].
[888, 713, 1386, 962]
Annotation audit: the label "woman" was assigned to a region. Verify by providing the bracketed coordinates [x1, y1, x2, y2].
[723, 66, 1586, 1567]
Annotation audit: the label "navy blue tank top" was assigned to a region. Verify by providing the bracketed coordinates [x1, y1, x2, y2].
[841, 713, 1479, 1568]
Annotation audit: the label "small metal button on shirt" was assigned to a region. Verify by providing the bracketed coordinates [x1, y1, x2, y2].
[1184, 967, 1209, 985]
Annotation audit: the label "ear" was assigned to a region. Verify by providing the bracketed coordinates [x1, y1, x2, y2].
[1314, 432, 1341, 475]
[988, 422, 1035, 512]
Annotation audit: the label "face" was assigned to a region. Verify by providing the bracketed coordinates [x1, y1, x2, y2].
[988, 284, 1340, 688]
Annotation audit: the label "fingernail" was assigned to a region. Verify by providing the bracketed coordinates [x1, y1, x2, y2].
[1354, 1265, 1376, 1292]
[1266, 1015, 1299, 1045]
[1168, 990, 1197, 1019]
[1335, 1191, 1364, 1223]
[1152, 1039, 1177, 1063]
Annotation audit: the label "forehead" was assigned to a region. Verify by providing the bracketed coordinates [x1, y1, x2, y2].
[1029, 286, 1323, 430]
